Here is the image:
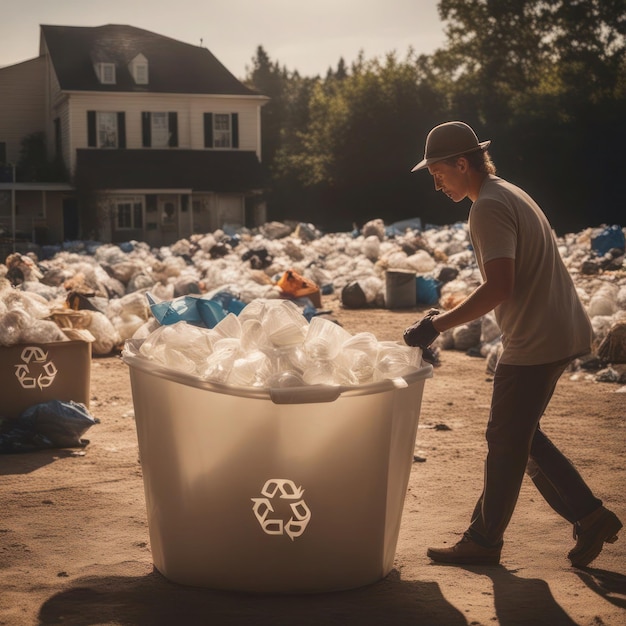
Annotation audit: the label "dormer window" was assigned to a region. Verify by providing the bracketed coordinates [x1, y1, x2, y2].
[129, 54, 149, 85]
[135, 63, 148, 84]
[97, 62, 116, 84]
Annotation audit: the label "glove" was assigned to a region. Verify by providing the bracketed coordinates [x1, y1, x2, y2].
[403, 309, 441, 348]
[421, 346, 439, 366]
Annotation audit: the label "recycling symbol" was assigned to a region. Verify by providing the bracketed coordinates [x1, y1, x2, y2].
[251, 479, 312, 541]
[14, 346, 58, 390]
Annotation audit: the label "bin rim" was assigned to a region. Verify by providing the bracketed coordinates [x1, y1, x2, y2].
[122, 339, 433, 404]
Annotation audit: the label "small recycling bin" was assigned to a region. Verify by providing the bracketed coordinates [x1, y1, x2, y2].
[0, 340, 92, 419]
[123, 348, 432, 593]
[385, 270, 417, 309]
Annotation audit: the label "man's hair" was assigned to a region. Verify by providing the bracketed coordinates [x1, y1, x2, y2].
[444, 149, 496, 175]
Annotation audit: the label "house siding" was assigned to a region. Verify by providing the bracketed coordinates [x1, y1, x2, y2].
[56, 100, 72, 170]
[42, 38, 65, 162]
[66, 93, 263, 174]
[0, 57, 46, 164]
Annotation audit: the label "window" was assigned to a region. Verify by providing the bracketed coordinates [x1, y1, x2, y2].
[134, 63, 148, 84]
[87, 111, 126, 148]
[142, 112, 178, 147]
[203, 113, 239, 149]
[115, 198, 143, 230]
[161, 201, 175, 224]
[214, 114, 231, 148]
[129, 54, 149, 84]
[152, 113, 169, 148]
[97, 112, 118, 148]
[96, 62, 116, 84]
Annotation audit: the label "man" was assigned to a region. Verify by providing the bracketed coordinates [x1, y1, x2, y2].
[404, 121, 622, 567]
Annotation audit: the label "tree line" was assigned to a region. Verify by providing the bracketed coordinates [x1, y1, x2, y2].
[244, 0, 626, 235]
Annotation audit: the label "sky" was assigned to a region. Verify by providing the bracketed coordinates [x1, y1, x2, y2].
[1, 0, 448, 79]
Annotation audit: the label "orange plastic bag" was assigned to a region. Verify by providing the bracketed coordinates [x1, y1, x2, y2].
[277, 270, 321, 307]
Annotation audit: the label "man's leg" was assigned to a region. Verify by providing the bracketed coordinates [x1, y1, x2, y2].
[528, 425, 621, 567]
[427, 359, 568, 565]
[527, 429, 601, 524]
[465, 360, 569, 547]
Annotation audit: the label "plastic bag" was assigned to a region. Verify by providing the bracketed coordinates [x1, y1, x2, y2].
[276, 270, 320, 299]
[341, 281, 367, 309]
[591, 225, 625, 256]
[0, 400, 99, 453]
[416, 276, 441, 305]
[146, 291, 248, 329]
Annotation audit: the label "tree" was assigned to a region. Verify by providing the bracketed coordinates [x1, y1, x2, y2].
[271, 52, 453, 228]
[435, 0, 626, 231]
[16, 132, 67, 183]
[244, 46, 322, 221]
[244, 46, 288, 171]
[244, 0, 626, 232]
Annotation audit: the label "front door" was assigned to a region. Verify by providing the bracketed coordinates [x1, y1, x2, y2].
[63, 197, 79, 241]
[217, 195, 244, 230]
[158, 195, 178, 244]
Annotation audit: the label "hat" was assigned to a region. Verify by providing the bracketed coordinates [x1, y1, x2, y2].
[411, 121, 491, 172]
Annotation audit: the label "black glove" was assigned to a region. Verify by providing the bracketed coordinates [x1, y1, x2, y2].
[421, 346, 440, 366]
[403, 309, 441, 348]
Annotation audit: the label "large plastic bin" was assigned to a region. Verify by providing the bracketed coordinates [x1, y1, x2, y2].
[123, 349, 432, 593]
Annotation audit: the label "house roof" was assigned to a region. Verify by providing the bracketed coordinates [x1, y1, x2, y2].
[75, 149, 264, 193]
[40, 24, 260, 96]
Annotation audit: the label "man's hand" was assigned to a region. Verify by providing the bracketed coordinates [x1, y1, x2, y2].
[403, 309, 441, 348]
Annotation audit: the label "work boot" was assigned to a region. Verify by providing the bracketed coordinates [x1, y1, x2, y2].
[427, 535, 501, 566]
[568, 506, 622, 568]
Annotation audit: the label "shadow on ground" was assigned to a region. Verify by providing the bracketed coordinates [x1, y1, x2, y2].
[38, 563, 613, 626]
[38, 568, 465, 626]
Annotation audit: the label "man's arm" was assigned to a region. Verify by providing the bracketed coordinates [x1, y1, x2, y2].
[432, 257, 515, 333]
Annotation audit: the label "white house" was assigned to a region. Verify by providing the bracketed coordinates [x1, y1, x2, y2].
[0, 24, 268, 247]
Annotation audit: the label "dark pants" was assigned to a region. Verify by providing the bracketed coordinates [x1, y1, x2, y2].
[466, 357, 602, 548]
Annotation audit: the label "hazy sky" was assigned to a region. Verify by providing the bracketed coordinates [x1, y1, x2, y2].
[1, 0, 447, 79]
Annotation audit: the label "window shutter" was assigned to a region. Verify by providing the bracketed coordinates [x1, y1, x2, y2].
[87, 111, 96, 147]
[54, 117, 62, 157]
[168, 112, 178, 147]
[117, 112, 126, 148]
[142, 112, 151, 147]
[204, 113, 213, 148]
[231, 113, 239, 148]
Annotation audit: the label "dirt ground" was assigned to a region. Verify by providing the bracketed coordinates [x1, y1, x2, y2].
[1, 297, 625, 626]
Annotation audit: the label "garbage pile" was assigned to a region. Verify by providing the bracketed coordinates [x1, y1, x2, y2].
[125, 298, 423, 388]
[1, 219, 624, 386]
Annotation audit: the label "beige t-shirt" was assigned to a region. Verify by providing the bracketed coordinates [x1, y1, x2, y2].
[469, 175, 592, 365]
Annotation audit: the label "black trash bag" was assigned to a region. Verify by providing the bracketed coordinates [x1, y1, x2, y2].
[241, 247, 273, 270]
[341, 281, 367, 309]
[0, 400, 99, 454]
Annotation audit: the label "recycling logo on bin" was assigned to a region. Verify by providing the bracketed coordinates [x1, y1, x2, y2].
[14, 346, 58, 390]
[251, 479, 311, 541]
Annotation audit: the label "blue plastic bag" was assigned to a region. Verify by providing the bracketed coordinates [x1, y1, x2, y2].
[591, 225, 625, 256]
[0, 400, 99, 453]
[146, 292, 242, 329]
[196, 298, 228, 328]
[147, 293, 206, 326]
[416, 276, 441, 305]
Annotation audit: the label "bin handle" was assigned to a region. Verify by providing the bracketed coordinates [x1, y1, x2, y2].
[269, 385, 342, 404]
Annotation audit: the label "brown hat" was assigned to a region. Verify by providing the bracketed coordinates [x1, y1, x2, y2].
[411, 121, 491, 172]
